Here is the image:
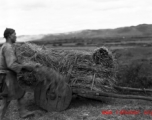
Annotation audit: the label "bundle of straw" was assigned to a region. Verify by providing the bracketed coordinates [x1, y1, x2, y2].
[92, 47, 114, 68]
[15, 42, 116, 92]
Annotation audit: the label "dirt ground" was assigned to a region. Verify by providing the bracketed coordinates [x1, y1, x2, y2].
[1, 91, 152, 120]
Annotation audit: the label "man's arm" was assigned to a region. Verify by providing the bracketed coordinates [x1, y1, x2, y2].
[3, 44, 22, 73]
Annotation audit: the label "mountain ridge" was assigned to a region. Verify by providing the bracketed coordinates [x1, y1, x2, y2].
[40, 24, 152, 42]
[0, 24, 152, 43]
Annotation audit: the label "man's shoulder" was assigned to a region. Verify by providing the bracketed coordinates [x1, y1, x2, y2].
[1, 43, 13, 53]
[2, 43, 12, 49]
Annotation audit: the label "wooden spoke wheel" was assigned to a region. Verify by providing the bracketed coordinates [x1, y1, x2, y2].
[34, 81, 72, 112]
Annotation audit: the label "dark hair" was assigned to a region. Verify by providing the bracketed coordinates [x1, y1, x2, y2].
[4, 28, 15, 39]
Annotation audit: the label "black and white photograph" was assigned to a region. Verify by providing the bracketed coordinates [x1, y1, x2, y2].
[0, 0, 152, 120]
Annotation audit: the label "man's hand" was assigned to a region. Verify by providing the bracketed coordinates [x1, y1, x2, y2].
[22, 63, 42, 72]
[22, 65, 34, 72]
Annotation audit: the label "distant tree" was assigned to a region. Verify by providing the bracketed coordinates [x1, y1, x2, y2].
[58, 43, 62, 46]
[76, 42, 85, 46]
[53, 43, 56, 46]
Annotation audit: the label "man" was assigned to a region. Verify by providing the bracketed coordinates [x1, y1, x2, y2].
[0, 28, 37, 119]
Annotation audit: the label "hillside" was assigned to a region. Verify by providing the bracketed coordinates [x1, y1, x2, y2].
[0, 24, 152, 44]
[39, 24, 152, 41]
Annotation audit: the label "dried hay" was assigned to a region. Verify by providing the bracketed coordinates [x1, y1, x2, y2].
[15, 42, 116, 92]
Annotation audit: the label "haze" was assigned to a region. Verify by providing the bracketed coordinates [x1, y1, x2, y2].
[0, 0, 152, 37]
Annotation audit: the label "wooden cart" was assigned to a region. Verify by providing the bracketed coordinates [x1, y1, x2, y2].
[34, 81, 152, 112]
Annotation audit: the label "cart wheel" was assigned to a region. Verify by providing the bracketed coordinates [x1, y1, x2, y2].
[34, 82, 43, 106]
[34, 82, 72, 112]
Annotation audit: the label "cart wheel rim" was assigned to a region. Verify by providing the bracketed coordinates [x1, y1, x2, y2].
[46, 83, 72, 112]
[34, 82, 72, 112]
[34, 82, 43, 106]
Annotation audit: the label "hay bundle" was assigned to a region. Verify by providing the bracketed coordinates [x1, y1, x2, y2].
[15, 42, 116, 92]
[92, 47, 114, 68]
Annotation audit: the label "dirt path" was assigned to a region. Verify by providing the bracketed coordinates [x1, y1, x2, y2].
[1, 92, 152, 120]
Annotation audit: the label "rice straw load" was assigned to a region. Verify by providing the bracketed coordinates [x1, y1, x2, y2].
[15, 42, 116, 92]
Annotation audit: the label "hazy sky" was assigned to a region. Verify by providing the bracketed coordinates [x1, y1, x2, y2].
[0, 0, 152, 37]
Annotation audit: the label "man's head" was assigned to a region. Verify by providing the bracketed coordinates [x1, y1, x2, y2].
[4, 28, 16, 43]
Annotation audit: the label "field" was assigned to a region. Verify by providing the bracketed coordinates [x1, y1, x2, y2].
[2, 40, 152, 120]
